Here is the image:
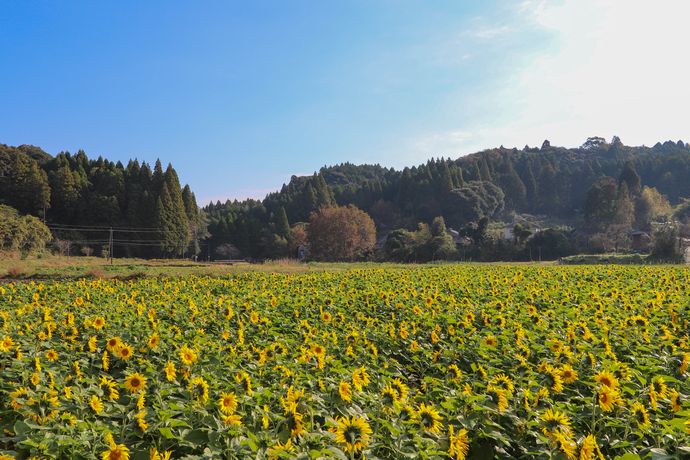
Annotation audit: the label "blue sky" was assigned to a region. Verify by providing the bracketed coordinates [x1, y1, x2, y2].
[2, 1, 689, 203]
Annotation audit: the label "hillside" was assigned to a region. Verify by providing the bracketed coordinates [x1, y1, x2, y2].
[205, 136, 690, 260]
[3, 137, 690, 261]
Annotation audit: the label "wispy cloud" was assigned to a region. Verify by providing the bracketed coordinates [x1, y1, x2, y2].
[399, 0, 690, 162]
[468, 24, 512, 40]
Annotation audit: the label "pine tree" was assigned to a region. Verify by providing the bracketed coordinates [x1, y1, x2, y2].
[618, 161, 641, 196]
[155, 166, 190, 257]
[439, 162, 454, 196]
[182, 185, 203, 256]
[479, 157, 493, 182]
[10, 155, 50, 216]
[274, 206, 290, 237]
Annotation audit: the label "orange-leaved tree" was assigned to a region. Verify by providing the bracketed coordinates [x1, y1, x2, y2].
[307, 205, 376, 261]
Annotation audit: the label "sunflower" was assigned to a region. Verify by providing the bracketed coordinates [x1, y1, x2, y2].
[100, 376, 120, 401]
[106, 337, 122, 352]
[399, 404, 415, 421]
[650, 376, 668, 398]
[189, 376, 209, 403]
[136, 409, 148, 432]
[375, 384, 397, 405]
[448, 425, 470, 460]
[669, 389, 681, 412]
[88, 336, 98, 353]
[630, 401, 650, 429]
[598, 386, 619, 412]
[90, 394, 104, 414]
[136, 392, 145, 410]
[147, 333, 160, 350]
[541, 408, 572, 438]
[101, 443, 130, 460]
[150, 449, 173, 460]
[213, 410, 238, 427]
[594, 371, 618, 390]
[164, 361, 176, 381]
[448, 364, 463, 383]
[284, 401, 305, 438]
[0, 335, 15, 352]
[390, 378, 409, 401]
[124, 373, 147, 393]
[102, 350, 110, 371]
[579, 434, 603, 460]
[416, 403, 443, 434]
[236, 371, 253, 395]
[338, 380, 353, 402]
[179, 345, 198, 365]
[268, 439, 294, 460]
[310, 343, 325, 357]
[333, 416, 373, 454]
[93, 316, 106, 330]
[352, 367, 370, 391]
[559, 364, 578, 384]
[218, 391, 238, 415]
[545, 366, 564, 393]
[45, 349, 58, 362]
[487, 386, 509, 413]
[490, 373, 515, 395]
[553, 432, 577, 460]
[117, 344, 134, 360]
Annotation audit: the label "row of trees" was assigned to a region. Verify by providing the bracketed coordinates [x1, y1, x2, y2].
[3, 136, 690, 262]
[0, 145, 205, 257]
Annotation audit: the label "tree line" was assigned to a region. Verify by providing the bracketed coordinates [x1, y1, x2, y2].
[206, 137, 690, 261]
[3, 136, 690, 261]
[0, 144, 205, 258]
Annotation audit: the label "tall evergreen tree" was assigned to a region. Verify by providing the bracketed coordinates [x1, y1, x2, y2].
[274, 206, 290, 237]
[155, 166, 190, 256]
[619, 161, 642, 196]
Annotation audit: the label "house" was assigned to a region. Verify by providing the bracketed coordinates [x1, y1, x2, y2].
[629, 230, 651, 252]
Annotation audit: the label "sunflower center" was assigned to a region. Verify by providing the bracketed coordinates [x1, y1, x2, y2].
[345, 426, 361, 443]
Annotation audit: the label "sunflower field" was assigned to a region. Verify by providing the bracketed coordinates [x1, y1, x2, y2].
[2, 265, 690, 459]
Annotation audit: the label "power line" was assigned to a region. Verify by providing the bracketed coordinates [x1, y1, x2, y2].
[48, 226, 163, 234]
[46, 222, 161, 231]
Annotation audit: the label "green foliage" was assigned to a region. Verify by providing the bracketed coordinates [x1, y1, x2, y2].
[444, 181, 504, 229]
[3, 266, 690, 458]
[384, 216, 457, 262]
[649, 224, 682, 262]
[0, 205, 52, 255]
[0, 145, 199, 259]
[525, 228, 576, 260]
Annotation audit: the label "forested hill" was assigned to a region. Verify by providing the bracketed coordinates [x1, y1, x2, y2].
[3, 137, 690, 261]
[205, 137, 690, 259]
[0, 144, 204, 258]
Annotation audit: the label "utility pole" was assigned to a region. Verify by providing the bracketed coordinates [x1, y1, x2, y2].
[109, 227, 114, 265]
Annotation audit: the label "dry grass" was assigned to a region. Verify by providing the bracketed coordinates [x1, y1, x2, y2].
[85, 268, 107, 279]
[0, 254, 435, 281]
[4, 266, 26, 279]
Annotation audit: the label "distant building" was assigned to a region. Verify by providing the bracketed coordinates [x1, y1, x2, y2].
[629, 230, 651, 252]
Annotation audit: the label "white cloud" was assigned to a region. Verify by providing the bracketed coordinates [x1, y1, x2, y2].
[405, 0, 690, 160]
[503, 0, 690, 148]
[469, 25, 512, 40]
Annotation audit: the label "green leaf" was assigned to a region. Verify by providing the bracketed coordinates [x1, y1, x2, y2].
[614, 454, 642, 460]
[158, 427, 176, 439]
